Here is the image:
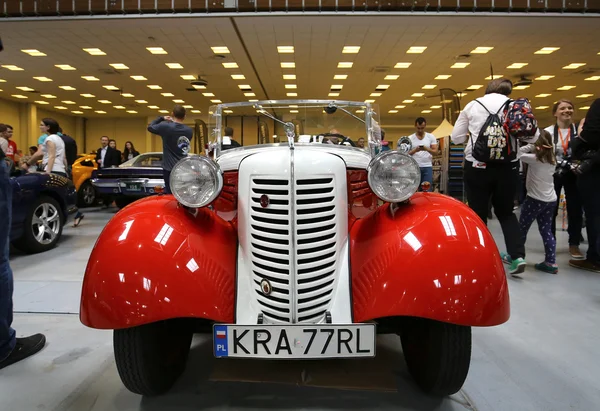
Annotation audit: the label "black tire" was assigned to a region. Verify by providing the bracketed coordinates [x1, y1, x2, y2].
[12, 195, 64, 254]
[115, 197, 135, 209]
[113, 320, 193, 396]
[400, 318, 471, 396]
[77, 180, 97, 207]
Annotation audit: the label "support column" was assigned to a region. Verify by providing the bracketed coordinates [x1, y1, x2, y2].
[19, 103, 37, 148]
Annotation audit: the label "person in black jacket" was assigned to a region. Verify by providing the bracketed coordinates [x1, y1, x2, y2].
[570, 98, 600, 273]
[95, 136, 120, 169]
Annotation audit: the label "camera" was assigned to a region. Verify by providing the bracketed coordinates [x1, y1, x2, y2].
[554, 157, 573, 178]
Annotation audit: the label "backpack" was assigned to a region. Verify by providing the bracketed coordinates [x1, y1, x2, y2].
[471, 99, 515, 164]
[503, 98, 538, 140]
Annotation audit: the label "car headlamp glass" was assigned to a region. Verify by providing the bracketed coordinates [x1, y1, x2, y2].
[170, 156, 223, 208]
[367, 151, 420, 203]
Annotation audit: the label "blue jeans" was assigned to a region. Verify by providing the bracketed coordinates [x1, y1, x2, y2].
[0, 160, 16, 361]
[419, 166, 433, 192]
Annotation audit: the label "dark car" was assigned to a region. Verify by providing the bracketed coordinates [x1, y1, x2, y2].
[91, 152, 165, 209]
[8, 163, 78, 254]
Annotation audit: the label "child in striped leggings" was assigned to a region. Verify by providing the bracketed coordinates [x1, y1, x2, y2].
[502, 130, 558, 275]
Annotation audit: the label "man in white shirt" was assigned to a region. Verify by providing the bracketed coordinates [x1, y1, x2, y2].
[403, 117, 438, 192]
[451, 78, 539, 276]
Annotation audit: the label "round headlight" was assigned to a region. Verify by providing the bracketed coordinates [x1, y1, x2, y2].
[367, 151, 420, 203]
[170, 156, 223, 208]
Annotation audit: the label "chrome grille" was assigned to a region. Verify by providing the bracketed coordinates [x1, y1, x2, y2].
[249, 178, 293, 323]
[249, 176, 339, 324]
[295, 178, 337, 323]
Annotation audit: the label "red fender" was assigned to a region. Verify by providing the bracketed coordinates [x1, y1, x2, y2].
[80, 196, 237, 329]
[350, 193, 510, 327]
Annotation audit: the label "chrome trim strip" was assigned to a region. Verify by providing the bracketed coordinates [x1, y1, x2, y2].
[289, 146, 297, 323]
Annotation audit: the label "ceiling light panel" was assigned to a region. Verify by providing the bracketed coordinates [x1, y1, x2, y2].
[22, 49, 46, 56]
[467, 85, 483, 90]
[81, 76, 99, 81]
[435, 75, 451, 80]
[62, 101, 76, 105]
[98, 100, 111, 104]
[431, 105, 442, 109]
[342, 46, 361, 53]
[12, 95, 28, 99]
[422, 110, 432, 113]
[135, 100, 148, 104]
[281, 62, 296, 68]
[41, 94, 56, 98]
[83, 48, 106, 55]
[283, 75, 297, 80]
[2, 65, 24, 71]
[514, 85, 530, 90]
[395, 105, 406, 109]
[148, 105, 160, 109]
[535, 106, 549, 109]
[131, 75, 147, 81]
[33, 77, 53, 82]
[147, 47, 167, 54]
[507, 63, 528, 69]
[557, 85, 576, 90]
[16, 86, 35, 91]
[394, 62, 412, 68]
[55, 106, 67, 109]
[211, 99, 222, 103]
[376, 84, 390, 90]
[173, 99, 185, 103]
[122, 93, 134, 98]
[72, 111, 84, 114]
[231, 74, 246, 80]
[534, 47, 560, 54]
[80, 93, 95, 98]
[162, 92, 175, 97]
[80, 106, 92, 109]
[109, 63, 129, 70]
[59, 86, 76, 90]
[470, 47, 494, 54]
[35, 101, 49, 105]
[191, 110, 201, 113]
[202, 92, 215, 97]
[211, 46, 230, 54]
[451, 62, 470, 69]
[166, 63, 184, 69]
[422, 85, 437, 89]
[329, 93, 340, 97]
[580, 106, 590, 110]
[222, 62, 238, 68]
[412, 93, 424, 97]
[284, 84, 297, 89]
[403, 99, 414, 103]
[334, 74, 348, 80]
[535, 75, 555, 80]
[244, 92, 256, 97]
[485, 74, 504, 80]
[148, 85, 162, 89]
[103, 85, 119, 90]
[180, 75, 196, 80]
[114, 105, 126, 109]
[563, 63, 586, 69]
[127, 110, 138, 114]
[577, 94, 593, 98]
[337, 62, 353, 68]
[407, 46, 427, 54]
[277, 46, 294, 53]
[585, 76, 600, 81]
[55, 64, 76, 71]
[287, 93, 297, 97]
[385, 75, 399, 80]
[536, 93, 552, 98]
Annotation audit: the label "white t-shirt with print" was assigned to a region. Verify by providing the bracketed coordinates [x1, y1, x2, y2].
[42, 134, 66, 174]
[408, 132, 437, 167]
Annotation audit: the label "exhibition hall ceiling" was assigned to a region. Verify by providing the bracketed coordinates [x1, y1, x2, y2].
[0, 15, 599, 125]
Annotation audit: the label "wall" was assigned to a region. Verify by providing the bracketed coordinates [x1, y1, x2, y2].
[0, 99, 25, 150]
[85, 117, 151, 154]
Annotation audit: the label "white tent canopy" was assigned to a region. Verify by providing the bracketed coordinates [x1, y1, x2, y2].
[431, 118, 454, 138]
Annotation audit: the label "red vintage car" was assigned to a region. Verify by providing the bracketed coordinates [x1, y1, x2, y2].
[80, 100, 509, 397]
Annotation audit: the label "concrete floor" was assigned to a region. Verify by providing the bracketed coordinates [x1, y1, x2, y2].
[2, 206, 600, 411]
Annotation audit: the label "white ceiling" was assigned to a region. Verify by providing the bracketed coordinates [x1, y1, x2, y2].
[0, 14, 599, 126]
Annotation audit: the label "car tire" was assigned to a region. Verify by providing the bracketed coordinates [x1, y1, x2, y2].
[77, 180, 97, 207]
[400, 318, 471, 397]
[13, 195, 64, 254]
[113, 320, 193, 396]
[115, 197, 135, 209]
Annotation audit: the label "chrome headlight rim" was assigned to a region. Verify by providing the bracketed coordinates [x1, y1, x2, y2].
[367, 150, 421, 203]
[170, 155, 223, 208]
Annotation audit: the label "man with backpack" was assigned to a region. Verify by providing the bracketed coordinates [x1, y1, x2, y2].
[451, 78, 539, 275]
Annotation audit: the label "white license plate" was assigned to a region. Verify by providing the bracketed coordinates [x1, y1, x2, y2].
[213, 324, 376, 359]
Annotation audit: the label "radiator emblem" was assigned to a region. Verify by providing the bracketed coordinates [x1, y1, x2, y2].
[260, 194, 270, 208]
[260, 279, 272, 295]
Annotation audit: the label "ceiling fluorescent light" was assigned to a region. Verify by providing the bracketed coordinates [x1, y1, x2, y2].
[135, 100, 147, 104]
[394, 62, 411, 68]
[103, 85, 120, 90]
[470, 47, 494, 54]
[95, 110, 107, 114]
[329, 93, 340, 97]
[585, 76, 600, 81]
[451, 62, 470, 68]
[365, 99, 376, 103]
[284, 84, 297, 89]
[211, 46, 230, 54]
[507, 63, 529, 69]
[173, 99, 185, 103]
[430, 105, 442, 109]
[283, 74, 297, 80]
[109, 63, 129, 70]
[33, 77, 53, 82]
[535, 94, 551, 98]
[81, 76, 99, 81]
[231, 74, 246, 80]
[370, 93, 382, 97]
[485, 74, 504, 80]
[535, 75, 555, 80]
[534, 47, 560, 54]
[222, 62, 239, 68]
[337, 62, 353, 68]
[22, 49, 46, 56]
[277, 46, 294, 53]
[556, 85, 576, 90]
[334, 74, 348, 80]
[161, 92, 175, 97]
[422, 84, 437, 89]
[412, 93, 424, 97]
[62, 101, 76, 104]
[1, 65, 24, 71]
[83, 48, 106, 55]
[385, 75, 399, 80]
[407, 46, 427, 54]
[202, 92, 215, 97]
[580, 106, 590, 110]
[376, 84, 390, 89]
[126, 110, 138, 114]
[183, 105, 193, 109]
[287, 92, 298, 97]
[211, 99, 222, 103]
[55, 64, 76, 70]
[72, 111, 84, 114]
[395, 105, 406, 109]
[576, 94, 593, 98]
[131, 75, 147, 81]
[281, 62, 296, 68]
[41, 94, 56, 98]
[244, 92, 256, 97]
[535, 106, 549, 109]
[80, 106, 92, 109]
[513, 85, 530, 90]
[388, 110, 398, 113]
[16, 86, 35, 91]
[147, 85, 162, 89]
[35, 101, 49, 105]
[166, 63, 184, 69]
[114, 105, 126, 109]
[467, 85, 483, 90]
[562, 63, 586, 69]
[80, 93, 95, 98]
[403, 99, 414, 103]
[180, 75, 196, 80]
[122, 93, 135, 98]
[343, 46, 361, 54]
[422, 109, 432, 113]
[59, 86, 76, 90]
[146, 47, 167, 54]
[98, 100, 111, 104]
[191, 110, 201, 113]
[148, 105, 160, 109]
[12, 95, 28, 99]
[435, 75, 451, 80]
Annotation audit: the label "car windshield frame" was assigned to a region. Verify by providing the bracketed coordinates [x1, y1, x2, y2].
[120, 153, 163, 168]
[208, 100, 381, 159]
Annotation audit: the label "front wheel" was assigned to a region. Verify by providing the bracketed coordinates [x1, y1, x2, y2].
[113, 320, 193, 396]
[77, 180, 97, 207]
[12, 195, 64, 254]
[400, 318, 471, 396]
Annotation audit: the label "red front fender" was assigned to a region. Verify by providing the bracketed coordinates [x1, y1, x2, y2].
[80, 196, 237, 329]
[350, 193, 510, 327]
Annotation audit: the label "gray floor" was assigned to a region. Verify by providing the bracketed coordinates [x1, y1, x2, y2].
[2, 207, 600, 411]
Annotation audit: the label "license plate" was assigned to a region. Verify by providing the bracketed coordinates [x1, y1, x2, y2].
[125, 183, 142, 191]
[213, 324, 376, 359]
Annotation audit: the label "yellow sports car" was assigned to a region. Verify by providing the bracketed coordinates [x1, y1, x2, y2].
[72, 153, 98, 207]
